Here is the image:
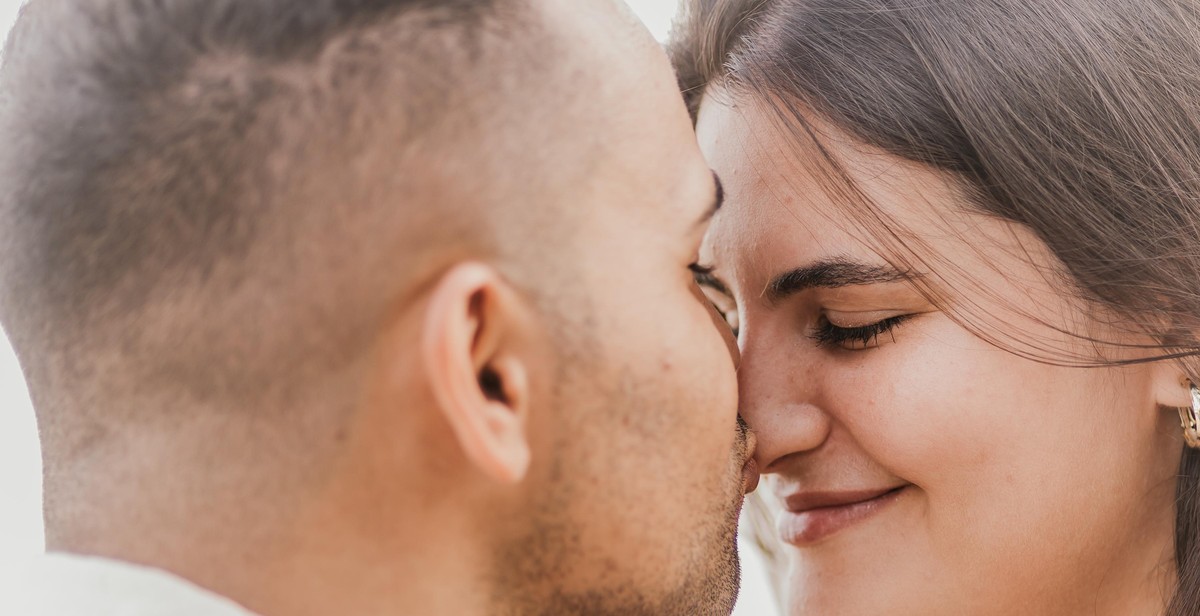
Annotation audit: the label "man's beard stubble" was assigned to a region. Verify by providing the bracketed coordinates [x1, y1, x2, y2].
[488, 414, 751, 616]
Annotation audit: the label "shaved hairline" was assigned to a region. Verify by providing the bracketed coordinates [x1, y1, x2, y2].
[0, 0, 595, 487]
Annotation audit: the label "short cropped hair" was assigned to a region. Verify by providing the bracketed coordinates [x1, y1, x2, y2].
[0, 0, 529, 407]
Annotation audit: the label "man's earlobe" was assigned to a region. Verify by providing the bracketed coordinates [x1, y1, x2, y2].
[422, 263, 532, 484]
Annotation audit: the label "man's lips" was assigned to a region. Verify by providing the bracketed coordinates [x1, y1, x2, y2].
[742, 457, 760, 494]
[777, 485, 909, 545]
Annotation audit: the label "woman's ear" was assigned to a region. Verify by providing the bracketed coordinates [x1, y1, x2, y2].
[1151, 360, 1192, 410]
[421, 262, 534, 484]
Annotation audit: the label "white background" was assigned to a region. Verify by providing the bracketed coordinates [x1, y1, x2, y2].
[0, 0, 41, 571]
[0, 1, 779, 613]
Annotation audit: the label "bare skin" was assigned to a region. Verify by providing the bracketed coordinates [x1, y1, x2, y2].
[694, 91, 1182, 616]
[23, 2, 753, 615]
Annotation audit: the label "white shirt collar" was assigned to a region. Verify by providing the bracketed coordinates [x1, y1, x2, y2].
[1, 552, 257, 616]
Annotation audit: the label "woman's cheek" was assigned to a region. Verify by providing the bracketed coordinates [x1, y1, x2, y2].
[829, 316, 1012, 486]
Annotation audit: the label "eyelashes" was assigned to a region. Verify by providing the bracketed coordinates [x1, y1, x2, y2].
[810, 314, 913, 350]
[690, 263, 740, 335]
[689, 263, 723, 292]
[691, 263, 912, 350]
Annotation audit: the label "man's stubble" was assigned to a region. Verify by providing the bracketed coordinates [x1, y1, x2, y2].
[487, 342, 749, 616]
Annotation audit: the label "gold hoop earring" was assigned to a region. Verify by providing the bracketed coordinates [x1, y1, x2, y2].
[1180, 382, 1200, 449]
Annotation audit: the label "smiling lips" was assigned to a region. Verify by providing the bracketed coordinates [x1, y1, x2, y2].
[777, 485, 908, 546]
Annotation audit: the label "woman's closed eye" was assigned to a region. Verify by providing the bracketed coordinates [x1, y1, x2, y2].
[811, 314, 913, 350]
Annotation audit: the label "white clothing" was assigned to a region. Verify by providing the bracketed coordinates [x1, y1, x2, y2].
[0, 552, 257, 616]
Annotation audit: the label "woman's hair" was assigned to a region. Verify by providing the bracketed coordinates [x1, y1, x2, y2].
[670, 0, 1200, 611]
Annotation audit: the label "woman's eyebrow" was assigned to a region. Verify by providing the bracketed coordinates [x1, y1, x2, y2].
[765, 258, 918, 301]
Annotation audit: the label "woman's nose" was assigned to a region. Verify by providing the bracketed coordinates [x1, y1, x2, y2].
[737, 333, 831, 472]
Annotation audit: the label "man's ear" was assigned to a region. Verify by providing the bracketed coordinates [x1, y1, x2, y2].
[422, 262, 533, 484]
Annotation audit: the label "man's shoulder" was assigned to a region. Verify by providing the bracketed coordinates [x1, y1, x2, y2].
[0, 553, 257, 616]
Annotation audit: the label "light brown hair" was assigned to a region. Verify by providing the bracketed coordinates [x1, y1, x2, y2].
[671, 0, 1200, 611]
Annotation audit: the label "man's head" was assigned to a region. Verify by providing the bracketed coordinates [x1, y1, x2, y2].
[0, 1, 751, 614]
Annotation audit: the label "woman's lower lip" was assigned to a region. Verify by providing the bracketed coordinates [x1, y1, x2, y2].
[777, 486, 907, 546]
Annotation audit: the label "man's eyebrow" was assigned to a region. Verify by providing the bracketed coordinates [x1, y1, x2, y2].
[765, 258, 918, 302]
[696, 171, 725, 226]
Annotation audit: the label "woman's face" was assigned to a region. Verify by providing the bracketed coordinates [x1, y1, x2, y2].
[696, 92, 1186, 615]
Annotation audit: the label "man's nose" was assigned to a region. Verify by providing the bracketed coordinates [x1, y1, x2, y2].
[737, 333, 831, 472]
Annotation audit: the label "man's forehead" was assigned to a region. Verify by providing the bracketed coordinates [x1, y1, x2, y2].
[519, 0, 711, 221]
[627, 158, 721, 227]
[535, 0, 658, 57]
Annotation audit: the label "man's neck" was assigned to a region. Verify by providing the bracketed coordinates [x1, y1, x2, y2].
[233, 498, 492, 616]
[52, 501, 494, 616]
[45, 394, 501, 615]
